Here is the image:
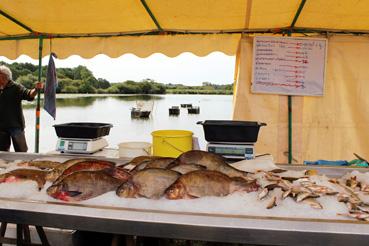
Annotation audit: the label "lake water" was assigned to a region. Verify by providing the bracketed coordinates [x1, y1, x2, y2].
[22, 94, 233, 153]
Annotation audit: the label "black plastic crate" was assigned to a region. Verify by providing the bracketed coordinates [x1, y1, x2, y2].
[53, 122, 113, 139]
[197, 120, 266, 143]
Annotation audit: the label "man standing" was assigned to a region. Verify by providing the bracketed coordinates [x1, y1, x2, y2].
[0, 65, 43, 152]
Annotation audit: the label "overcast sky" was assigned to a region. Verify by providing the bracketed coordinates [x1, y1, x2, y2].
[0, 52, 235, 86]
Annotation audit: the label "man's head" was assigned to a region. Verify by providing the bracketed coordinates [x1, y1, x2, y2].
[0, 65, 12, 89]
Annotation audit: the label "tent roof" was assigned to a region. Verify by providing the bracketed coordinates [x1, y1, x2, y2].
[1, 0, 368, 59]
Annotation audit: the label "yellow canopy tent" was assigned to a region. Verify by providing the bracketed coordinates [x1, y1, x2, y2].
[1, 0, 369, 162]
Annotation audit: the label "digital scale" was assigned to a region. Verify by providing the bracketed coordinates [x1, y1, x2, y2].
[207, 142, 255, 160]
[56, 137, 108, 154]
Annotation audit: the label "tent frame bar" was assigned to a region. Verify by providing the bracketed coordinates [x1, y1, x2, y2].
[140, 0, 163, 31]
[286, 0, 307, 164]
[1, 27, 368, 41]
[34, 36, 43, 153]
[290, 0, 307, 28]
[0, 9, 34, 33]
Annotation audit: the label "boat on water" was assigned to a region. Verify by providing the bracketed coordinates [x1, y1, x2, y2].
[131, 101, 153, 119]
[188, 106, 200, 114]
[131, 108, 151, 118]
[180, 103, 192, 108]
[169, 106, 180, 116]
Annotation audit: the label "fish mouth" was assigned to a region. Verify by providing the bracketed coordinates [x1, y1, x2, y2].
[53, 191, 70, 201]
[165, 184, 183, 200]
[165, 188, 179, 199]
[47, 186, 70, 201]
[4, 176, 18, 183]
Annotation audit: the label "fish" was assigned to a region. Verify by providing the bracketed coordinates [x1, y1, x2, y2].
[269, 169, 287, 174]
[47, 169, 124, 202]
[258, 188, 269, 200]
[302, 198, 323, 209]
[165, 170, 258, 199]
[0, 169, 47, 190]
[119, 156, 162, 167]
[169, 150, 252, 179]
[46, 158, 92, 181]
[116, 168, 181, 199]
[52, 160, 116, 184]
[346, 176, 359, 189]
[170, 164, 206, 174]
[46, 158, 114, 182]
[17, 160, 61, 170]
[130, 158, 175, 174]
[296, 192, 319, 202]
[266, 196, 277, 209]
[337, 212, 369, 221]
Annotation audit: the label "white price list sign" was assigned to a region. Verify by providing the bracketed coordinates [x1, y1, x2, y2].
[251, 36, 327, 96]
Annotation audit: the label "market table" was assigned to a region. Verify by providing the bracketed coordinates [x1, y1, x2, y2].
[0, 152, 368, 246]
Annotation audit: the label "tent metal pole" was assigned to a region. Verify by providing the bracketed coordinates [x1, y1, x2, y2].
[286, 0, 307, 164]
[1, 27, 369, 41]
[35, 36, 43, 153]
[291, 0, 307, 28]
[288, 95, 292, 164]
[0, 9, 34, 32]
[140, 0, 163, 31]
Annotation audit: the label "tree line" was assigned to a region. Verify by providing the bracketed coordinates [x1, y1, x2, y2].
[0, 62, 233, 95]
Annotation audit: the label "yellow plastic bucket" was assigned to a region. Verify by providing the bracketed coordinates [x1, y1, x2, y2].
[151, 130, 193, 158]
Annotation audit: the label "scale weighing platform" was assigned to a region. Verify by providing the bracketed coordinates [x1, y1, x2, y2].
[207, 142, 254, 160]
[56, 137, 108, 154]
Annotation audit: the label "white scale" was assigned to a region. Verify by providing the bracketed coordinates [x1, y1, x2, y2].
[56, 137, 108, 154]
[207, 142, 255, 160]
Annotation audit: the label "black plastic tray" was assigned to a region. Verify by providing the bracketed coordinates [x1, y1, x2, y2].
[197, 120, 266, 143]
[53, 122, 113, 139]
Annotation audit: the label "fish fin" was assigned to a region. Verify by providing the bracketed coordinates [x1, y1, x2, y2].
[36, 179, 46, 191]
[66, 190, 82, 197]
[186, 194, 198, 199]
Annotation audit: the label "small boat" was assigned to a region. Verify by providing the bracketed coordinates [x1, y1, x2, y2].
[180, 104, 192, 108]
[169, 106, 180, 116]
[131, 108, 151, 118]
[188, 106, 200, 114]
[131, 100, 153, 119]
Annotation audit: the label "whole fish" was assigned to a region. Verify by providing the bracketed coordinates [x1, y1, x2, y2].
[170, 164, 206, 174]
[165, 170, 258, 199]
[119, 156, 162, 167]
[130, 158, 175, 174]
[117, 168, 181, 199]
[47, 169, 124, 202]
[169, 150, 252, 179]
[17, 160, 61, 170]
[0, 169, 47, 190]
[52, 160, 116, 184]
[46, 158, 114, 182]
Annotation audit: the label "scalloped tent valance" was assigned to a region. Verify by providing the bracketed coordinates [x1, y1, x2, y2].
[1, 0, 369, 58]
[0, 34, 241, 59]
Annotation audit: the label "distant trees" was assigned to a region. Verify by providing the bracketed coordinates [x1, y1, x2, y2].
[0, 61, 232, 95]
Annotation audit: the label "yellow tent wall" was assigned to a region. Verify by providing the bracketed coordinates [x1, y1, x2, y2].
[233, 35, 369, 163]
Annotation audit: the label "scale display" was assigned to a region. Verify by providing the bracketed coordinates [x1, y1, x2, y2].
[207, 143, 254, 160]
[56, 138, 108, 154]
[68, 141, 87, 151]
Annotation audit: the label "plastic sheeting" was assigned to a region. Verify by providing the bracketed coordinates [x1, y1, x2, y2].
[233, 35, 369, 163]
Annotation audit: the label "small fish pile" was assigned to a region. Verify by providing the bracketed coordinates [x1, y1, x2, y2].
[329, 175, 369, 221]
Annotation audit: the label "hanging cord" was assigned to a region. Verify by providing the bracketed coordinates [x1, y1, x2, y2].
[49, 37, 58, 58]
